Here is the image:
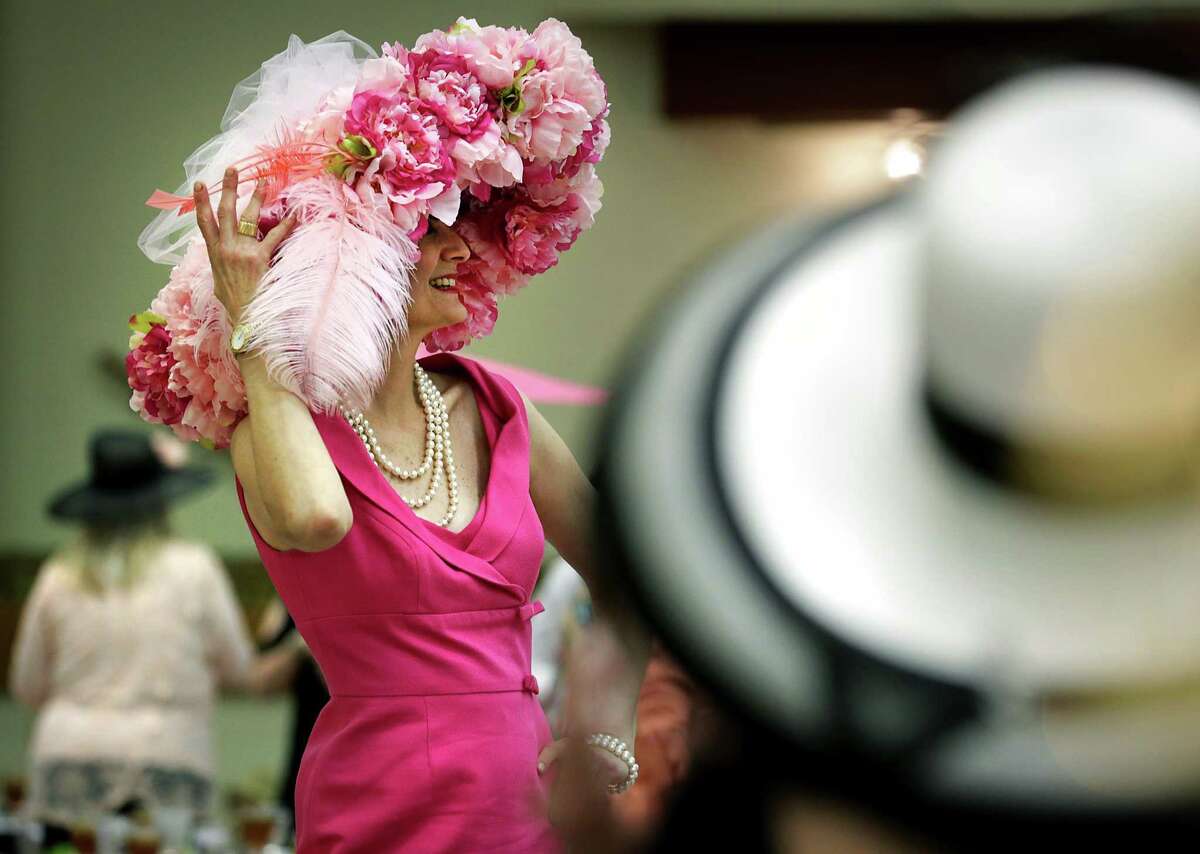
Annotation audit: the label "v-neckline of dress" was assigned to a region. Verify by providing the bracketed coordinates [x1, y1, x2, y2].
[313, 353, 534, 596]
[365, 355, 498, 540]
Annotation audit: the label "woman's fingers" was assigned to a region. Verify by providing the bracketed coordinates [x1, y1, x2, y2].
[260, 212, 298, 256]
[239, 181, 265, 238]
[217, 166, 238, 240]
[193, 182, 219, 248]
[538, 738, 570, 775]
[545, 736, 622, 845]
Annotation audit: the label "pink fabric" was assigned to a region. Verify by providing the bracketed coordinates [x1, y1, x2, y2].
[237, 353, 561, 853]
[416, 345, 608, 406]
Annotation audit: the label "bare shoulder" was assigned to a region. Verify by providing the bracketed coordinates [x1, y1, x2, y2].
[512, 387, 553, 464]
[33, 555, 73, 593]
[159, 536, 219, 566]
[517, 390, 584, 485]
[516, 388, 553, 440]
[157, 538, 227, 591]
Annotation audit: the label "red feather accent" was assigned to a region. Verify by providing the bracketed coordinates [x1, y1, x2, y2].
[144, 128, 340, 215]
[229, 127, 338, 207]
[145, 189, 197, 214]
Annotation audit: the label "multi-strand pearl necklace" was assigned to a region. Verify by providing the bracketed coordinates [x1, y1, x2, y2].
[339, 364, 459, 527]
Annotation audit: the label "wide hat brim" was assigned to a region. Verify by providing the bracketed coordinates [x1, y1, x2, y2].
[48, 465, 214, 522]
[599, 196, 1200, 814]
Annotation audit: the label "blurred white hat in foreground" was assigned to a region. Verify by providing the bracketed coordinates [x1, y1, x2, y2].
[603, 64, 1200, 812]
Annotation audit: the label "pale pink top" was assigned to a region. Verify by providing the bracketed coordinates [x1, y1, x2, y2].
[9, 540, 253, 794]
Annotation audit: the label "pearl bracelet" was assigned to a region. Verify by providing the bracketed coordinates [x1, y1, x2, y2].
[586, 733, 639, 794]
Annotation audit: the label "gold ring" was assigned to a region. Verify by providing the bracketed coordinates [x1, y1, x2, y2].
[237, 219, 258, 237]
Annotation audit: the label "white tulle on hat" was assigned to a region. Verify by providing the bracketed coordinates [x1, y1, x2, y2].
[138, 31, 376, 265]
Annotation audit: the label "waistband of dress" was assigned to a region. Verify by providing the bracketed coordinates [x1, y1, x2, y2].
[300, 600, 545, 698]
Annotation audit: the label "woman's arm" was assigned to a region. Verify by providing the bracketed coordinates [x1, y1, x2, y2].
[243, 630, 313, 695]
[213, 591, 319, 696]
[196, 170, 351, 552]
[523, 393, 650, 738]
[198, 547, 256, 690]
[241, 599, 318, 695]
[9, 566, 57, 708]
[231, 358, 351, 552]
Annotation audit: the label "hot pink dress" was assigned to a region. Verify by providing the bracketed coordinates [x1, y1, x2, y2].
[237, 353, 561, 853]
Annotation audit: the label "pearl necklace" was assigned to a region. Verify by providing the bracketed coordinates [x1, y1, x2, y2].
[339, 364, 459, 527]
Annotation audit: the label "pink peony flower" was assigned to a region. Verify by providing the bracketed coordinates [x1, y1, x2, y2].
[380, 40, 410, 64]
[459, 134, 523, 190]
[471, 23, 538, 89]
[507, 76, 590, 162]
[524, 163, 604, 231]
[453, 203, 529, 294]
[126, 324, 187, 426]
[345, 89, 459, 229]
[572, 168, 605, 229]
[423, 262, 500, 352]
[504, 19, 607, 162]
[408, 49, 496, 142]
[364, 44, 412, 90]
[458, 188, 592, 282]
[142, 239, 248, 448]
[416, 18, 535, 90]
[298, 83, 355, 146]
[503, 198, 584, 274]
[558, 112, 610, 180]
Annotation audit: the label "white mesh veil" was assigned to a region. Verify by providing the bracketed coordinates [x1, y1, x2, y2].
[137, 31, 377, 265]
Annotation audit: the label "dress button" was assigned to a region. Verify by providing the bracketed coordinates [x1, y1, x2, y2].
[520, 600, 545, 621]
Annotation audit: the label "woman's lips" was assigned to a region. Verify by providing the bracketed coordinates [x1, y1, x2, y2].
[430, 276, 457, 291]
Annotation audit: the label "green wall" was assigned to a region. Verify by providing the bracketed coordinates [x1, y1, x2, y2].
[0, 0, 897, 557]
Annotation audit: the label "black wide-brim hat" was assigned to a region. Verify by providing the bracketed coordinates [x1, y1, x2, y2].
[48, 429, 214, 523]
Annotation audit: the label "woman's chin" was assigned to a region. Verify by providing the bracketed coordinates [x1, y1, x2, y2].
[409, 297, 468, 334]
[429, 308, 468, 331]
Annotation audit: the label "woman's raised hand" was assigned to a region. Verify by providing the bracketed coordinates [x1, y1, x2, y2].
[193, 167, 297, 325]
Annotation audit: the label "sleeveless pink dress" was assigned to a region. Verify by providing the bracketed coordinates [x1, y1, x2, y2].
[237, 353, 562, 853]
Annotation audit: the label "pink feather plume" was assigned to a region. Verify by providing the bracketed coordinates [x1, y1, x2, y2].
[243, 175, 418, 412]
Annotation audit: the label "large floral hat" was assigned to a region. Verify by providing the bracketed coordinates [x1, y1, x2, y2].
[128, 19, 609, 448]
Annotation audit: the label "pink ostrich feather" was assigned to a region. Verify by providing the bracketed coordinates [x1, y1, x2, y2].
[244, 175, 417, 412]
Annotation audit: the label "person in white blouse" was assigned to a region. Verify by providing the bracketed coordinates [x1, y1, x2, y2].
[9, 430, 254, 827]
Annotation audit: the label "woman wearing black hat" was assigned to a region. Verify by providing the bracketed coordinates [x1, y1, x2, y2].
[8, 429, 255, 828]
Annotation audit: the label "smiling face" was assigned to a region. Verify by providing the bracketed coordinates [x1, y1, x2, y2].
[405, 219, 472, 341]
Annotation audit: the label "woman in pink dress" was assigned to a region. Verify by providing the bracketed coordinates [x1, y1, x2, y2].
[125, 22, 643, 850]
[198, 156, 642, 853]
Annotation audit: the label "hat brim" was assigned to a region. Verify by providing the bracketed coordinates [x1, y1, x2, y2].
[599, 196, 1200, 810]
[48, 466, 215, 522]
[715, 198, 1200, 693]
